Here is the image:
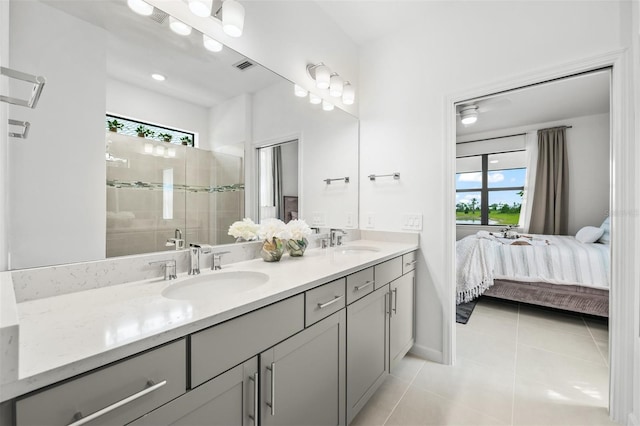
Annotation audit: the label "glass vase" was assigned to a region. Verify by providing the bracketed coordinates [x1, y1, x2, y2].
[286, 238, 308, 257]
[260, 237, 284, 262]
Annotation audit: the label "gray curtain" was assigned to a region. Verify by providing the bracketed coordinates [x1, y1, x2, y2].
[272, 145, 283, 220]
[529, 127, 569, 235]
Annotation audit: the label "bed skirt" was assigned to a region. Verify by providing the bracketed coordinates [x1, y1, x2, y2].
[483, 279, 609, 317]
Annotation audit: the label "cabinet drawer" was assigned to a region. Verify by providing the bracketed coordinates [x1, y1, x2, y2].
[346, 267, 375, 305]
[16, 339, 187, 426]
[374, 257, 402, 290]
[305, 278, 346, 326]
[191, 294, 304, 387]
[402, 251, 417, 274]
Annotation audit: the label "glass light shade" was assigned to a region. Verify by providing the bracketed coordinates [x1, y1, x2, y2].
[188, 0, 213, 17]
[342, 83, 355, 105]
[294, 84, 308, 97]
[329, 74, 344, 97]
[169, 17, 192, 36]
[203, 34, 223, 52]
[151, 73, 166, 81]
[155, 146, 166, 156]
[322, 100, 334, 111]
[461, 115, 478, 125]
[314, 64, 330, 90]
[222, 0, 245, 37]
[309, 93, 322, 105]
[144, 143, 154, 154]
[127, 0, 153, 16]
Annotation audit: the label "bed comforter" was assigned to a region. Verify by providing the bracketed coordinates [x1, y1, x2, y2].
[456, 232, 610, 304]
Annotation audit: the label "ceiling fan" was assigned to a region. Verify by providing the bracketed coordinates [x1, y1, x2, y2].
[456, 97, 512, 126]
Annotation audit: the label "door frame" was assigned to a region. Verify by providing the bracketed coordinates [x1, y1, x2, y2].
[444, 49, 635, 423]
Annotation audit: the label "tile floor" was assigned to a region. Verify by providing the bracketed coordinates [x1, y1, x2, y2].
[351, 297, 613, 426]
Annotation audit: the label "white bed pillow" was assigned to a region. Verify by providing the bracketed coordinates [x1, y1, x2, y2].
[575, 226, 605, 243]
[597, 217, 610, 244]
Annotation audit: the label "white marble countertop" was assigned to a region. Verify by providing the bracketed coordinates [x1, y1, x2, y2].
[0, 238, 417, 402]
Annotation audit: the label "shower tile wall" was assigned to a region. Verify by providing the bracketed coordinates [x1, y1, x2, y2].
[106, 133, 243, 257]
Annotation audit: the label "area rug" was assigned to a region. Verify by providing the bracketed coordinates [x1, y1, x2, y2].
[456, 298, 479, 324]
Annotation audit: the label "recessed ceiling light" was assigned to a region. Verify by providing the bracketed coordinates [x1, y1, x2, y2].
[490, 160, 499, 164]
[151, 73, 166, 81]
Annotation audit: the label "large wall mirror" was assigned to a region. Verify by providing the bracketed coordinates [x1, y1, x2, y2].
[7, 0, 359, 269]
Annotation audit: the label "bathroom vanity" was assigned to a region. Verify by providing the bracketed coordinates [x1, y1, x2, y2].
[0, 237, 417, 425]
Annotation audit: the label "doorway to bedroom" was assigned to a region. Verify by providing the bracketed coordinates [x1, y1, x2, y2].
[453, 68, 612, 424]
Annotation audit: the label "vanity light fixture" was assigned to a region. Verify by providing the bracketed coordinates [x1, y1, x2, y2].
[188, 0, 213, 17]
[309, 93, 322, 105]
[151, 73, 166, 81]
[294, 84, 308, 98]
[144, 143, 154, 154]
[127, 0, 153, 16]
[329, 73, 343, 97]
[168, 148, 177, 158]
[222, 0, 245, 37]
[203, 34, 223, 52]
[342, 82, 355, 105]
[307, 63, 331, 90]
[155, 145, 166, 156]
[322, 100, 334, 111]
[169, 16, 192, 36]
[460, 105, 478, 125]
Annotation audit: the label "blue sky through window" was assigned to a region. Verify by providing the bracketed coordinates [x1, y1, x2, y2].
[456, 168, 526, 206]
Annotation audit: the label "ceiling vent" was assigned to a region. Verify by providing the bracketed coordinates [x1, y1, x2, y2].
[233, 59, 255, 71]
[148, 8, 169, 24]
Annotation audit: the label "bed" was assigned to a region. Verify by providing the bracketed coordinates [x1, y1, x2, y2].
[456, 230, 610, 317]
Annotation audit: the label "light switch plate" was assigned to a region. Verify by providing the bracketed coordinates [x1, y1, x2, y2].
[311, 212, 326, 227]
[402, 213, 423, 231]
[365, 212, 375, 229]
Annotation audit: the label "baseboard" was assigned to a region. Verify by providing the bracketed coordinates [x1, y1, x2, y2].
[408, 344, 443, 363]
[628, 412, 639, 426]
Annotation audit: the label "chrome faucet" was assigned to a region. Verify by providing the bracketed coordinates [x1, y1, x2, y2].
[330, 229, 347, 247]
[212, 251, 230, 270]
[166, 229, 185, 250]
[189, 243, 212, 275]
[149, 259, 177, 280]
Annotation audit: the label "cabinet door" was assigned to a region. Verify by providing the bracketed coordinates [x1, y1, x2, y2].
[346, 285, 389, 424]
[130, 358, 258, 426]
[389, 270, 415, 372]
[261, 311, 346, 426]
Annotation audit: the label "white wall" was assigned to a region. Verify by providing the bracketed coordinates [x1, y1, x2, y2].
[0, 0, 9, 272]
[455, 112, 611, 240]
[358, 1, 623, 363]
[8, 1, 106, 269]
[252, 80, 359, 228]
[106, 79, 209, 148]
[209, 94, 249, 155]
[146, 0, 359, 116]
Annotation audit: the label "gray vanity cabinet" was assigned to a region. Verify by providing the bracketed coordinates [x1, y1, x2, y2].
[346, 285, 389, 424]
[129, 358, 258, 426]
[389, 270, 415, 372]
[261, 310, 346, 426]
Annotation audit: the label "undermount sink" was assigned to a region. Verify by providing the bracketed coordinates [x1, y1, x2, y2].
[162, 271, 269, 301]
[335, 245, 381, 254]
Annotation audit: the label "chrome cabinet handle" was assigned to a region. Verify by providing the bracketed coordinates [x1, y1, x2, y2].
[248, 372, 258, 423]
[266, 363, 275, 416]
[68, 380, 166, 426]
[317, 295, 343, 309]
[392, 288, 398, 314]
[354, 280, 374, 291]
[405, 260, 417, 267]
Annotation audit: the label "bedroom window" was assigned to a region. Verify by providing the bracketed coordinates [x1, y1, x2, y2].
[456, 151, 526, 226]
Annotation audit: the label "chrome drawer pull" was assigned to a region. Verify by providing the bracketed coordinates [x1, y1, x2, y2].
[354, 280, 374, 291]
[405, 260, 417, 267]
[248, 372, 259, 423]
[266, 363, 276, 416]
[317, 295, 343, 309]
[68, 380, 167, 426]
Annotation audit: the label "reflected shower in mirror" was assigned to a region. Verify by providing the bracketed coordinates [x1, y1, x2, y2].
[257, 141, 299, 223]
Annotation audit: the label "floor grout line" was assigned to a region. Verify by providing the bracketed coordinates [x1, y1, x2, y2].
[582, 315, 609, 367]
[510, 302, 520, 426]
[382, 360, 425, 426]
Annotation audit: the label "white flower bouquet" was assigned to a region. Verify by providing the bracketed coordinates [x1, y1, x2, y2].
[257, 218, 291, 241]
[286, 219, 312, 241]
[227, 218, 259, 241]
